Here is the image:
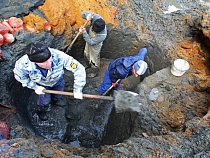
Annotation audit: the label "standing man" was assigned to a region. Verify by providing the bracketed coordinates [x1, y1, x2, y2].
[13, 42, 86, 121]
[98, 48, 148, 95]
[79, 11, 107, 78]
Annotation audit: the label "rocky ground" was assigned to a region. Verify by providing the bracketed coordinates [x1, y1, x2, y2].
[0, 0, 210, 157]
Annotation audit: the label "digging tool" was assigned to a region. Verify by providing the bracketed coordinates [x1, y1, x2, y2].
[43, 89, 113, 101]
[65, 20, 90, 53]
[0, 103, 16, 111]
[43, 89, 142, 113]
[103, 79, 121, 96]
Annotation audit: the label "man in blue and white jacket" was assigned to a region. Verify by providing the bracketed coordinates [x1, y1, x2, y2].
[13, 42, 86, 121]
[98, 48, 148, 95]
[79, 11, 107, 78]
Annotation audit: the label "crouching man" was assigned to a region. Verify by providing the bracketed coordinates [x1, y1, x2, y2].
[13, 42, 86, 121]
[98, 48, 148, 95]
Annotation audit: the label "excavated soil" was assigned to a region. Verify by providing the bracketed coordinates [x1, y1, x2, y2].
[23, 0, 117, 42]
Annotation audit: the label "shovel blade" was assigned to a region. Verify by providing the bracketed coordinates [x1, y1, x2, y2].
[114, 90, 142, 113]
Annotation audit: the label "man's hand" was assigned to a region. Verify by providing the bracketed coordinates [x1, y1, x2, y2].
[112, 82, 118, 87]
[79, 26, 86, 33]
[74, 92, 83, 99]
[86, 13, 92, 21]
[34, 86, 45, 95]
[74, 90, 83, 99]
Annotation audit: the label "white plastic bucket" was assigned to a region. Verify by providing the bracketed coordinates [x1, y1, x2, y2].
[171, 59, 190, 76]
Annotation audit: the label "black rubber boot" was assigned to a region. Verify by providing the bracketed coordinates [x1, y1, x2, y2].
[52, 98, 66, 107]
[87, 67, 99, 78]
[85, 64, 91, 70]
[84, 57, 91, 70]
[43, 104, 51, 111]
[37, 106, 48, 121]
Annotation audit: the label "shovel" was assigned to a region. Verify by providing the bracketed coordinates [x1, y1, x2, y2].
[103, 79, 121, 96]
[43, 89, 113, 101]
[43, 89, 142, 113]
[65, 19, 90, 53]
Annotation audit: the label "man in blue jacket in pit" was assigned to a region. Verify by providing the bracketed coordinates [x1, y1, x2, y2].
[98, 48, 148, 95]
[13, 42, 86, 121]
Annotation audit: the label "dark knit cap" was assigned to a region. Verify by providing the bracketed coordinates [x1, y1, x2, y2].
[26, 42, 51, 63]
[92, 18, 105, 33]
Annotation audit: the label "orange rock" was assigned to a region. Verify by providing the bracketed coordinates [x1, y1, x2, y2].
[180, 42, 193, 49]
[70, 19, 76, 26]
[113, 6, 118, 17]
[43, 21, 51, 31]
[25, 25, 36, 33]
[23, 13, 51, 33]
[64, 11, 71, 17]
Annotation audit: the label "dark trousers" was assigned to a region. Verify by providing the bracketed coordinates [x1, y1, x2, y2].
[98, 69, 122, 94]
[37, 78, 64, 107]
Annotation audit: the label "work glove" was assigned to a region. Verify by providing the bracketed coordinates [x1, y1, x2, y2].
[34, 85, 45, 95]
[79, 26, 86, 33]
[112, 82, 118, 87]
[74, 89, 83, 99]
[86, 13, 92, 21]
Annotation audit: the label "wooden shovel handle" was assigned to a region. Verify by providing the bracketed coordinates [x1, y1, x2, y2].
[65, 19, 90, 53]
[103, 79, 121, 96]
[43, 89, 114, 101]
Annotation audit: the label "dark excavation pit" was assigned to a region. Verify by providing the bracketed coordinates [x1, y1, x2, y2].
[8, 53, 154, 148]
[10, 75, 141, 148]
[4, 28, 209, 153]
[8, 31, 210, 149]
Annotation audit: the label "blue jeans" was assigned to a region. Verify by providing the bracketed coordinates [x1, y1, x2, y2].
[37, 78, 64, 107]
[98, 69, 122, 94]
